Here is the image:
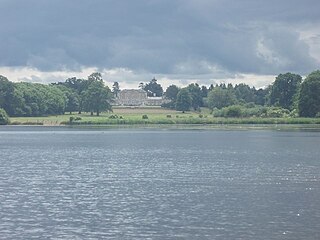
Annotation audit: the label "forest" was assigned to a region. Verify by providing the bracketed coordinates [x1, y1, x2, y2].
[1, 70, 320, 125]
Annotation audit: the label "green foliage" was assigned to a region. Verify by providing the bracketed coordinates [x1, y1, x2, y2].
[56, 85, 80, 114]
[165, 85, 179, 101]
[144, 78, 163, 97]
[112, 82, 120, 97]
[186, 83, 203, 110]
[207, 87, 236, 109]
[234, 84, 255, 103]
[298, 70, 320, 117]
[225, 105, 243, 118]
[213, 104, 292, 118]
[269, 73, 302, 110]
[0, 108, 9, 125]
[142, 114, 148, 119]
[176, 88, 192, 111]
[12, 82, 66, 116]
[82, 80, 113, 116]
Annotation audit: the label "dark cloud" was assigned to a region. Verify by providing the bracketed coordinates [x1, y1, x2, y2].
[0, 0, 319, 76]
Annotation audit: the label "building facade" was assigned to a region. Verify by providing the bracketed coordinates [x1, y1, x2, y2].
[114, 89, 169, 106]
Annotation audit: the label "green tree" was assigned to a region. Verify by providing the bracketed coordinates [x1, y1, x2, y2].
[0, 108, 9, 125]
[186, 83, 203, 110]
[269, 73, 302, 110]
[201, 86, 208, 98]
[144, 78, 163, 97]
[175, 88, 192, 111]
[234, 83, 255, 103]
[82, 80, 113, 116]
[112, 82, 120, 97]
[254, 88, 268, 106]
[207, 87, 236, 109]
[56, 85, 79, 114]
[298, 70, 320, 117]
[165, 85, 179, 101]
[0, 75, 17, 115]
[53, 77, 89, 114]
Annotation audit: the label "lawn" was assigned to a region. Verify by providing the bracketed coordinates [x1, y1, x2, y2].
[8, 107, 320, 126]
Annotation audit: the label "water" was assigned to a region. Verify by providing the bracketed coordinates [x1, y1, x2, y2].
[0, 126, 320, 239]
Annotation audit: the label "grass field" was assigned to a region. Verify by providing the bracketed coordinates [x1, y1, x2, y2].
[8, 107, 320, 126]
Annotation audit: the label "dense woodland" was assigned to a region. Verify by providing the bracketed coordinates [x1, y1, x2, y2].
[1, 70, 320, 124]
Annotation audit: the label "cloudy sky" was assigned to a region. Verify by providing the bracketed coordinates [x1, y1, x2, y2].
[1, 0, 319, 89]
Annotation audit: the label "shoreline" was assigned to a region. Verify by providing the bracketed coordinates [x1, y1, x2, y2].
[3, 123, 320, 131]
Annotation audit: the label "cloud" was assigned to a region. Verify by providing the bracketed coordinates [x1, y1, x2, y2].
[0, 0, 319, 82]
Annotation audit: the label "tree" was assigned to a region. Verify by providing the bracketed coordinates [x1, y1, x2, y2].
[112, 82, 120, 97]
[234, 83, 255, 103]
[0, 75, 17, 115]
[201, 86, 208, 98]
[175, 88, 192, 111]
[207, 87, 236, 109]
[0, 108, 9, 125]
[88, 72, 103, 82]
[165, 85, 179, 101]
[56, 85, 79, 114]
[82, 80, 112, 116]
[144, 78, 163, 97]
[298, 70, 320, 117]
[269, 73, 302, 110]
[254, 88, 268, 106]
[186, 83, 203, 110]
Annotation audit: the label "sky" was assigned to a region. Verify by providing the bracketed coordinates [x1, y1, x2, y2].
[0, 0, 320, 89]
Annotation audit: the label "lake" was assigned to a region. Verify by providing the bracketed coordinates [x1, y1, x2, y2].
[0, 126, 319, 239]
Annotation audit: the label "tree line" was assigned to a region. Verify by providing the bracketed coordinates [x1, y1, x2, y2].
[1, 70, 320, 121]
[163, 70, 320, 118]
[0, 72, 113, 118]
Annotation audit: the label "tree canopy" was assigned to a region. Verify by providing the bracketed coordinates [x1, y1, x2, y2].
[176, 88, 192, 111]
[269, 73, 302, 110]
[144, 78, 163, 97]
[298, 70, 320, 117]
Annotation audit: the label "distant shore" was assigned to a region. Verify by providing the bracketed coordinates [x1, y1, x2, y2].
[5, 107, 320, 128]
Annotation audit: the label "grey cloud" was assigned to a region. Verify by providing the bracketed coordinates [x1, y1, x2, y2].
[0, 0, 319, 77]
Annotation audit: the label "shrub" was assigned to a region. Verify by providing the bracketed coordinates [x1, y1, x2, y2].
[225, 105, 242, 118]
[0, 108, 9, 125]
[166, 115, 172, 118]
[109, 114, 118, 119]
[199, 114, 203, 118]
[142, 114, 148, 119]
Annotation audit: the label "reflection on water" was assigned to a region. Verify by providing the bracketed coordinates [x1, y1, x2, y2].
[0, 127, 320, 239]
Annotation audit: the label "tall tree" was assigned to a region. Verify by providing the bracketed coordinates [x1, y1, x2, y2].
[269, 73, 302, 110]
[298, 70, 320, 117]
[82, 80, 112, 116]
[165, 85, 179, 101]
[234, 83, 255, 103]
[175, 88, 192, 111]
[186, 83, 203, 110]
[144, 78, 163, 97]
[207, 87, 236, 109]
[201, 85, 208, 98]
[0, 75, 17, 115]
[112, 82, 120, 97]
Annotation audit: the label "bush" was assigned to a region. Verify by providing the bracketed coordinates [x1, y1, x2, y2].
[166, 115, 172, 118]
[225, 105, 242, 118]
[109, 114, 118, 119]
[0, 108, 10, 125]
[142, 114, 148, 119]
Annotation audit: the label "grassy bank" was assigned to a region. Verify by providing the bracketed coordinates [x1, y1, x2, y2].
[8, 107, 320, 126]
